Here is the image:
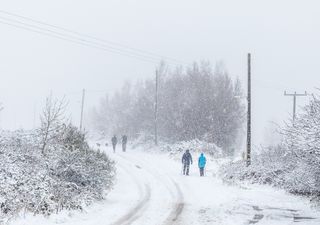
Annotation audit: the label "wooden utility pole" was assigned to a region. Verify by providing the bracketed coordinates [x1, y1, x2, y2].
[246, 53, 251, 166]
[284, 91, 307, 122]
[154, 70, 159, 145]
[79, 89, 85, 132]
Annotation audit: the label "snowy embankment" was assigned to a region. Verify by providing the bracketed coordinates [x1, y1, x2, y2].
[220, 95, 320, 201]
[0, 130, 115, 224]
[131, 138, 224, 159]
[220, 148, 320, 203]
[12, 143, 320, 225]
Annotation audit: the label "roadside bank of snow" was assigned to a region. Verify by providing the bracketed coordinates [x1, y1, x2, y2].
[0, 130, 115, 224]
[11, 146, 320, 225]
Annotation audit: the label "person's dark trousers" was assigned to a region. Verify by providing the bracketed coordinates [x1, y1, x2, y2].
[122, 144, 126, 152]
[183, 164, 190, 175]
[112, 144, 116, 153]
[199, 167, 204, 176]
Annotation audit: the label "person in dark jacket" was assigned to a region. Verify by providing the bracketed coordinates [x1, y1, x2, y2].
[198, 153, 207, 176]
[182, 149, 193, 175]
[122, 135, 128, 152]
[111, 135, 117, 153]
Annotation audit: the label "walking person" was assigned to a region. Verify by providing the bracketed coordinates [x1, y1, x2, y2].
[182, 149, 193, 176]
[198, 153, 207, 177]
[122, 135, 128, 152]
[111, 135, 117, 153]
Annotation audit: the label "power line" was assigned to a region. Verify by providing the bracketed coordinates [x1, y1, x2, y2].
[0, 10, 187, 66]
[0, 9, 188, 65]
[252, 78, 288, 92]
[0, 20, 157, 64]
[0, 18, 170, 65]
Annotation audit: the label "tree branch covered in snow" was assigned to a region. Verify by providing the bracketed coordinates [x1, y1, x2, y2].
[39, 95, 68, 155]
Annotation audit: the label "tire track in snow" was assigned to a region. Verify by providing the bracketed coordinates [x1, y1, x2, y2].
[163, 181, 184, 225]
[121, 153, 185, 225]
[109, 157, 151, 225]
[110, 184, 151, 225]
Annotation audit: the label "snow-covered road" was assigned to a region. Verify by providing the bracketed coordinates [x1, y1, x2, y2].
[15, 148, 320, 225]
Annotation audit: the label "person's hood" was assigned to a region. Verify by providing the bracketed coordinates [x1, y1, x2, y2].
[200, 153, 204, 157]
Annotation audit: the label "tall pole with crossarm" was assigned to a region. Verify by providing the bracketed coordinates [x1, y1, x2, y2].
[154, 70, 159, 145]
[247, 53, 251, 166]
[79, 89, 85, 132]
[284, 91, 307, 122]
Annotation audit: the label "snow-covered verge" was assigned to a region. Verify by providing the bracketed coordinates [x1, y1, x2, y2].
[219, 146, 295, 190]
[0, 129, 115, 224]
[132, 135, 223, 157]
[220, 145, 320, 202]
[12, 148, 320, 225]
[220, 95, 320, 202]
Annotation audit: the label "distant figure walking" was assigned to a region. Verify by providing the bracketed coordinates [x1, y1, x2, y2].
[111, 135, 117, 153]
[182, 150, 193, 176]
[198, 153, 207, 177]
[122, 135, 128, 152]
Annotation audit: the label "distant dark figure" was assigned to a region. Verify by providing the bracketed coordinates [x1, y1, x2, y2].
[182, 150, 193, 175]
[111, 135, 117, 153]
[198, 153, 207, 177]
[122, 135, 128, 152]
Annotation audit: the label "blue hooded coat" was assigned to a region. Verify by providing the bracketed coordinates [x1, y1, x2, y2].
[198, 153, 206, 168]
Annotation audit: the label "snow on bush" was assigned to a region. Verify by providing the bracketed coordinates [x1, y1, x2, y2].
[220, 146, 293, 187]
[159, 139, 223, 158]
[132, 135, 223, 159]
[220, 95, 320, 198]
[0, 127, 115, 222]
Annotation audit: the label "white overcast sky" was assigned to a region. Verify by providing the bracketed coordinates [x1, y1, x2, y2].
[0, 0, 319, 146]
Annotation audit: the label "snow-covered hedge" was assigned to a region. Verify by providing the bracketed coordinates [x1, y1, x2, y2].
[0, 128, 115, 222]
[220, 145, 320, 196]
[220, 146, 294, 187]
[221, 95, 320, 198]
[159, 139, 223, 158]
[132, 135, 223, 159]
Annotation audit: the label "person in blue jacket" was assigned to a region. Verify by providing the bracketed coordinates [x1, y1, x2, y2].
[198, 153, 207, 176]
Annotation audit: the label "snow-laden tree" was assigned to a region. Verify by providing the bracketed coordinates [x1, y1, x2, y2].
[221, 94, 320, 196]
[0, 128, 115, 220]
[280, 94, 320, 194]
[91, 62, 245, 154]
[0, 95, 115, 221]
